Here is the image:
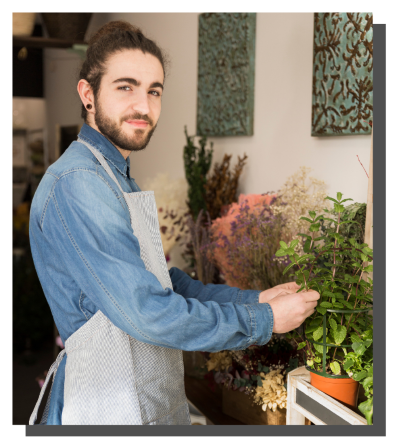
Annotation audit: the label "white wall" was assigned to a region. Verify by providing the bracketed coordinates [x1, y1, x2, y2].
[44, 12, 371, 198]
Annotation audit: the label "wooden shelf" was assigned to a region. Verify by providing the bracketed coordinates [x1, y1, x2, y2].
[13, 36, 86, 49]
[184, 374, 245, 425]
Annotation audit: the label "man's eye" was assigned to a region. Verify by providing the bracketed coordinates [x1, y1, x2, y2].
[149, 90, 161, 97]
[118, 86, 131, 91]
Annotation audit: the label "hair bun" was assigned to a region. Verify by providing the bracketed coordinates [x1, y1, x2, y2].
[88, 20, 142, 46]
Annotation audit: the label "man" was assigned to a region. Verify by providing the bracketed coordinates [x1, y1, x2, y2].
[29, 21, 319, 425]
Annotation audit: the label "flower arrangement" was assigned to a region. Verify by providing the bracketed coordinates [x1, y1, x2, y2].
[205, 335, 302, 412]
[143, 173, 189, 257]
[253, 369, 287, 412]
[207, 193, 287, 290]
[206, 168, 329, 290]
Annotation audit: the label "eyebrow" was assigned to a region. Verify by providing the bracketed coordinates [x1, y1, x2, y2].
[112, 77, 164, 91]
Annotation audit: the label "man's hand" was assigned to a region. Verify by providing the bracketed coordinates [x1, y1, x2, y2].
[266, 289, 320, 334]
[259, 282, 300, 304]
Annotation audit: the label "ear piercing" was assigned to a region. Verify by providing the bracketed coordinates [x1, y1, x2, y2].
[86, 104, 92, 110]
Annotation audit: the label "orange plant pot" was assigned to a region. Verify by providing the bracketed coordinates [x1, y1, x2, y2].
[310, 371, 360, 412]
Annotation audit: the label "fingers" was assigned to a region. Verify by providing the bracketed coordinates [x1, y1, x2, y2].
[304, 307, 316, 319]
[276, 282, 300, 291]
[272, 290, 291, 299]
[304, 300, 317, 313]
[300, 290, 320, 302]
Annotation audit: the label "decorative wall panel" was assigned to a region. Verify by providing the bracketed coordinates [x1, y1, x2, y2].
[196, 13, 256, 136]
[311, 13, 373, 136]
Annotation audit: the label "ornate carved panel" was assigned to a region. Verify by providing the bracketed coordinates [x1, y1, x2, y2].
[312, 13, 373, 136]
[196, 13, 256, 136]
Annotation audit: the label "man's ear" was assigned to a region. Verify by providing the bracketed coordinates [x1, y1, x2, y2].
[77, 79, 96, 117]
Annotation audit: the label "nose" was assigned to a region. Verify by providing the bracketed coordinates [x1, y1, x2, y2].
[131, 88, 150, 116]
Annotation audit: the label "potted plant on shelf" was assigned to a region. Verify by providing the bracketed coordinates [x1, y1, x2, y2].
[275, 192, 373, 424]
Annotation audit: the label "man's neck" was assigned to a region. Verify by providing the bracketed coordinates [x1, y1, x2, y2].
[86, 121, 131, 160]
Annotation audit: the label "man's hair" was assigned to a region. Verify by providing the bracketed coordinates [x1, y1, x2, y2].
[79, 21, 168, 122]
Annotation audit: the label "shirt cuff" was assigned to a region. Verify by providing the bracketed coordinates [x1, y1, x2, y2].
[234, 289, 262, 305]
[236, 302, 274, 350]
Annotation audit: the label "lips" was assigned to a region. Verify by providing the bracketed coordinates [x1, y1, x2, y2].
[125, 120, 149, 128]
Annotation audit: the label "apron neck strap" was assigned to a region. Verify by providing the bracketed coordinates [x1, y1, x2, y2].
[77, 137, 125, 195]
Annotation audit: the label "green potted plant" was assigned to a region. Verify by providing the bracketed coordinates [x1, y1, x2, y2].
[275, 193, 373, 424]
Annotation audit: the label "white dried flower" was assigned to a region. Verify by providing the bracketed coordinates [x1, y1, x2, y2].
[143, 173, 189, 255]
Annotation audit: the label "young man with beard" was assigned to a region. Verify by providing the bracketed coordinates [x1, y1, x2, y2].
[29, 21, 319, 425]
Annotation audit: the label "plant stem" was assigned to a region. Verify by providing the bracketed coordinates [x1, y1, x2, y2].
[294, 254, 309, 290]
[331, 210, 341, 280]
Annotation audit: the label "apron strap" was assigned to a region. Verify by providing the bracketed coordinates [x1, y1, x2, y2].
[29, 349, 66, 425]
[77, 137, 125, 195]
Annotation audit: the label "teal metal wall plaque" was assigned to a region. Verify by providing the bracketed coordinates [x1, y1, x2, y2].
[312, 13, 373, 136]
[196, 13, 256, 136]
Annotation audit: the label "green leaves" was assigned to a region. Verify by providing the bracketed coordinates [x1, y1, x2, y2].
[275, 249, 286, 257]
[362, 376, 373, 389]
[358, 397, 373, 414]
[316, 305, 327, 315]
[352, 342, 367, 357]
[313, 327, 323, 341]
[313, 342, 324, 354]
[258, 362, 269, 374]
[275, 239, 299, 258]
[343, 358, 354, 370]
[351, 333, 361, 344]
[334, 203, 345, 214]
[353, 371, 368, 382]
[329, 319, 337, 331]
[282, 262, 297, 275]
[332, 325, 347, 345]
[322, 290, 336, 298]
[330, 361, 341, 375]
[320, 301, 332, 308]
[325, 196, 338, 204]
[309, 223, 321, 232]
[305, 325, 319, 334]
[300, 217, 313, 223]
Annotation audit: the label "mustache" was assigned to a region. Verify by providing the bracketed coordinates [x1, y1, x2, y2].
[121, 113, 153, 126]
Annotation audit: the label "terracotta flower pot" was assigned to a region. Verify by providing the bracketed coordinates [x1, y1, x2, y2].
[310, 371, 360, 412]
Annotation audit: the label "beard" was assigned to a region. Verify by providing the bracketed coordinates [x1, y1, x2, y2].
[94, 100, 157, 153]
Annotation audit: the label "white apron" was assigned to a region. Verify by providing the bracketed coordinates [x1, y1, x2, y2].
[29, 139, 191, 425]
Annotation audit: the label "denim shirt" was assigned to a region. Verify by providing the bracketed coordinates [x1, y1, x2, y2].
[29, 123, 274, 424]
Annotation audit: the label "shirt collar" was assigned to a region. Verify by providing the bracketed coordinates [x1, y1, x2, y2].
[78, 123, 132, 179]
